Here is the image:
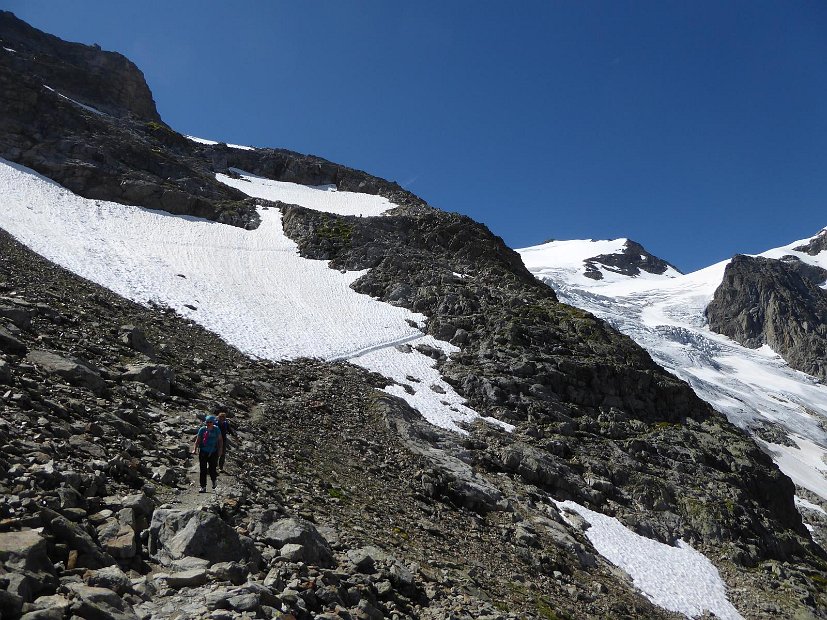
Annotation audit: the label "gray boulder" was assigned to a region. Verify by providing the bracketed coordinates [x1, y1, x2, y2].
[26, 349, 105, 392]
[250, 516, 333, 567]
[0, 324, 27, 355]
[0, 529, 57, 600]
[148, 508, 259, 566]
[64, 583, 139, 620]
[85, 565, 132, 595]
[45, 513, 115, 569]
[119, 325, 155, 358]
[120, 363, 174, 394]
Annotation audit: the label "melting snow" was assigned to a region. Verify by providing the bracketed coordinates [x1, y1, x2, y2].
[555, 500, 744, 620]
[0, 159, 503, 434]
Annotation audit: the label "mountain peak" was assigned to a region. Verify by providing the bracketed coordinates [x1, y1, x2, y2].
[519, 237, 681, 286]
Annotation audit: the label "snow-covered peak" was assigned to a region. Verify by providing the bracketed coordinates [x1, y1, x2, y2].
[519, 237, 681, 288]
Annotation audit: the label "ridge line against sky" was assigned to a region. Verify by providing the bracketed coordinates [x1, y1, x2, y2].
[5, 0, 827, 273]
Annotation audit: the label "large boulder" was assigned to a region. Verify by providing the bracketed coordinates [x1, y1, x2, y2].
[26, 349, 105, 392]
[64, 584, 139, 620]
[148, 509, 258, 567]
[249, 515, 333, 567]
[120, 363, 174, 394]
[0, 324, 27, 355]
[0, 530, 58, 601]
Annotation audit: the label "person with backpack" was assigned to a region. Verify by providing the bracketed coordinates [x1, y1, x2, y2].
[192, 414, 223, 493]
[216, 411, 236, 472]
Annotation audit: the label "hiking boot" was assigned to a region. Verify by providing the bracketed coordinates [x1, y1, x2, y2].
[198, 487, 206, 493]
[212, 481, 218, 491]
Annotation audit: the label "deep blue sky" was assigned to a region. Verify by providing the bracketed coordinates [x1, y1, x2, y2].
[6, 1, 827, 272]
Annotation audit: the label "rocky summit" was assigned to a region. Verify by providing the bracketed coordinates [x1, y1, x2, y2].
[1, 11, 827, 620]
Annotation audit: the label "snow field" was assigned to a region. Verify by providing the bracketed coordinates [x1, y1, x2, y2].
[555, 500, 744, 620]
[0, 159, 496, 434]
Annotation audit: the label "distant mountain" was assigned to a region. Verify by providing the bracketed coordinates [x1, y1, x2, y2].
[518, 230, 827, 543]
[1, 11, 826, 620]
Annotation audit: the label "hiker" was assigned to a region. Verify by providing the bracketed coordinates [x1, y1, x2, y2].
[192, 414, 223, 493]
[216, 410, 237, 472]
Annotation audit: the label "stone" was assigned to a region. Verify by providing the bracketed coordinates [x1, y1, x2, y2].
[346, 546, 387, 574]
[0, 324, 27, 355]
[0, 529, 57, 598]
[227, 592, 259, 612]
[26, 349, 105, 392]
[208, 561, 249, 585]
[120, 363, 174, 394]
[85, 565, 132, 595]
[97, 519, 137, 559]
[249, 516, 333, 567]
[0, 589, 24, 619]
[64, 583, 139, 620]
[46, 513, 116, 569]
[0, 305, 33, 330]
[163, 568, 208, 588]
[148, 508, 259, 566]
[119, 325, 155, 358]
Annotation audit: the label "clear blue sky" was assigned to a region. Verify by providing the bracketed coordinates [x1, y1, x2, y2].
[6, 1, 827, 272]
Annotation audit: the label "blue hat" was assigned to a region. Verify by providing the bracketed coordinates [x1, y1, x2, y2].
[206, 415, 217, 423]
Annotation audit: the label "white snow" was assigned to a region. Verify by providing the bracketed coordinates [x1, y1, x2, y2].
[185, 135, 256, 150]
[43, 85, 105, 116]
[555, 500, 744, 620]
[3, 47, 16, 53]
[518, 233, 827, 501]
[218, 169, 393, 217]
[0, 158, 500, 434]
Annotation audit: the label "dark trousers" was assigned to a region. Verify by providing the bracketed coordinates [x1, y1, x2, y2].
[199, 450, 219, 488]
[219, 437, 228, 469]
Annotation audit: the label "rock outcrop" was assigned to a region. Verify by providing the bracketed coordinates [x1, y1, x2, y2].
[706, 254, 827, 381]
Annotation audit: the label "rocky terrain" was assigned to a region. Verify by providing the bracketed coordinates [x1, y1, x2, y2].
[1, 10, 827, 620]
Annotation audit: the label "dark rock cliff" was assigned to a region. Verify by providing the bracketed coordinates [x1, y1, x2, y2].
[706, 254, 827, 382]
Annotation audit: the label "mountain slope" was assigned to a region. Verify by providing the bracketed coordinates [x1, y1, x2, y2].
[1, 12, 826, 620]
[517, 236, 827, 534]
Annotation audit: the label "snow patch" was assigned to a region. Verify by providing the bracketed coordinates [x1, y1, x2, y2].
[217, 169, 393, 217]
[185, 135, 255, 150]
[795, 495, 827, 517]
[0, 158, 498, 434]
[555, 500, 744, 620]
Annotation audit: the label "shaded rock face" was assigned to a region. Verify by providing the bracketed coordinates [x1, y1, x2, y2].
[584, 239, 680, 280]
[0, 11, 159, 121]
[706, 254, 827, 382]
